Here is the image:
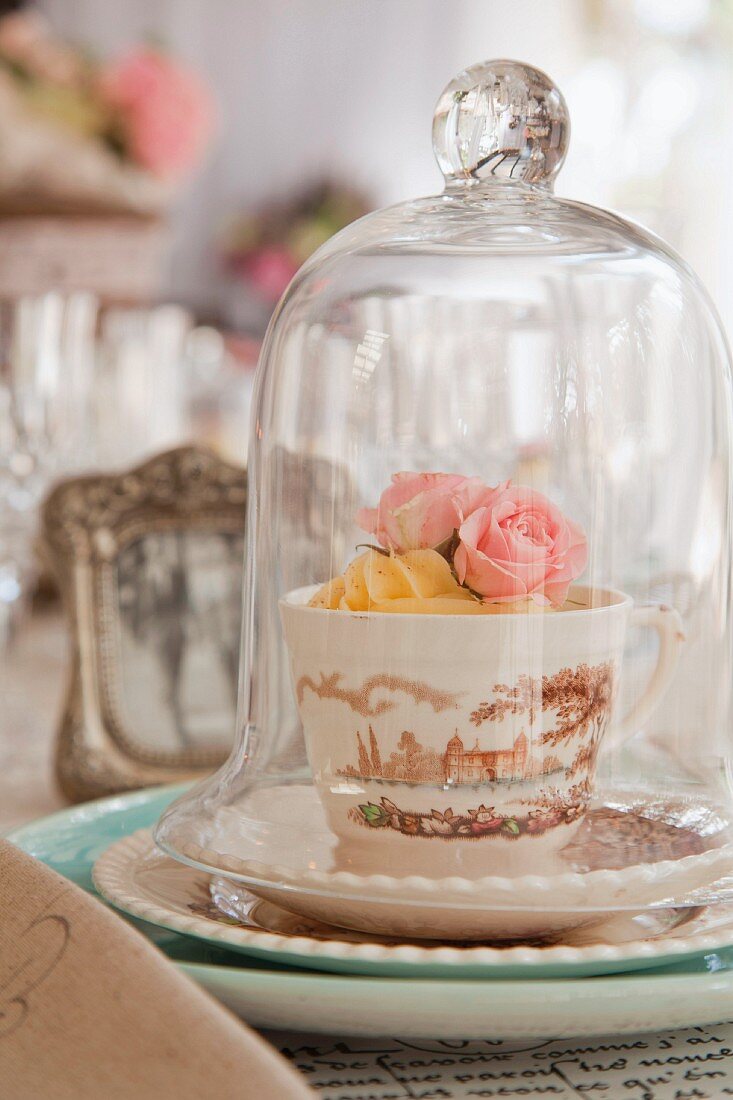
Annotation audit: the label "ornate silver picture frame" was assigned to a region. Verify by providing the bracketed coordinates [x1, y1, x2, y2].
[42, 446, 247, 802]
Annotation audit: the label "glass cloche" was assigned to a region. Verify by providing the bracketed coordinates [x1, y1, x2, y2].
[156, 60, 733, 941]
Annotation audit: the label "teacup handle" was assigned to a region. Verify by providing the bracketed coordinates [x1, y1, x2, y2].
[606, 604, 685, 752]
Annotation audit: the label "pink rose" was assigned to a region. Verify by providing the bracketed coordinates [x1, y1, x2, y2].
[100, 48, 214, 180]
[454, 483, 587, 606]
[356, 472, 488, 552]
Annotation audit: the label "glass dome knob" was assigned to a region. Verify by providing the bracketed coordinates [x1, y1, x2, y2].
[432, 59, 570, 187]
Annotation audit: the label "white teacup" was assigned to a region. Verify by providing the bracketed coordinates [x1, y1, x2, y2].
[281, 585, 684, 878]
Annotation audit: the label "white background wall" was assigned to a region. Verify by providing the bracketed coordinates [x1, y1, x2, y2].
[40, 0, 588, 312]
[38, 0, 733, 340]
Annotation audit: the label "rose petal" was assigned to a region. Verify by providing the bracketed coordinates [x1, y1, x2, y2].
[358, 472, 496, 552]
[454, 482, 587, 604]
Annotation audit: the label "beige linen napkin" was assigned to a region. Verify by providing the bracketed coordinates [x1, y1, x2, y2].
[0, 840, 312, 1100]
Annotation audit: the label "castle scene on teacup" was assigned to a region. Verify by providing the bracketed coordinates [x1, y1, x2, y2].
[298, 659, 615, 786]
[296, 660, 615, 841]
[343, 735, 594, 842]
[337, 728, 564, 786]
[308, 472, 588, 614]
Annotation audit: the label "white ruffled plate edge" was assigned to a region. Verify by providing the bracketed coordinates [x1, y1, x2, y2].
[93, 829, 733, 972]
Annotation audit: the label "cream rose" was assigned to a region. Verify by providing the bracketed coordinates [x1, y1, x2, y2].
[308, 549, 490, 614]
[356, 472, 488, 552]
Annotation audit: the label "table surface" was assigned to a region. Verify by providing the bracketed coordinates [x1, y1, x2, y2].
[0, 608, 68, 831]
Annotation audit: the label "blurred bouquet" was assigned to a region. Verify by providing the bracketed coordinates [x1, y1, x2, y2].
[222, 181, 371, 312]
[0, 11, 215, 215]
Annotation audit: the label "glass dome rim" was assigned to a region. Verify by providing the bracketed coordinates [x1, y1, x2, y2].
[284, 181, 718, 299]
[152, 824, 733, 913]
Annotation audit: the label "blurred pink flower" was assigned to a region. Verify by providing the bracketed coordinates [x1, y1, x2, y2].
[244, 248, 300, 301]
[100, 47, 214, 180]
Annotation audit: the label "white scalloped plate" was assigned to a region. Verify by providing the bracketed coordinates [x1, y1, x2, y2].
[155, 784, 733, 939]
[94, 829, 733, 979]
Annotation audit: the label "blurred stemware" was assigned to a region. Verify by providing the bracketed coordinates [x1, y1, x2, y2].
[94, 304, 193, 468]
[0, 291, 97, 645]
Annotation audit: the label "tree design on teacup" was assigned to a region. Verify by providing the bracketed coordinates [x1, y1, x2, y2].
[470, 661, 615, 749]
[337, 729, 445, 784]
[566, 740, 600, 778]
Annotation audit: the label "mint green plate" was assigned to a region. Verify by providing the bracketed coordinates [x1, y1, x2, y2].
[8, 785, 733, 1038]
